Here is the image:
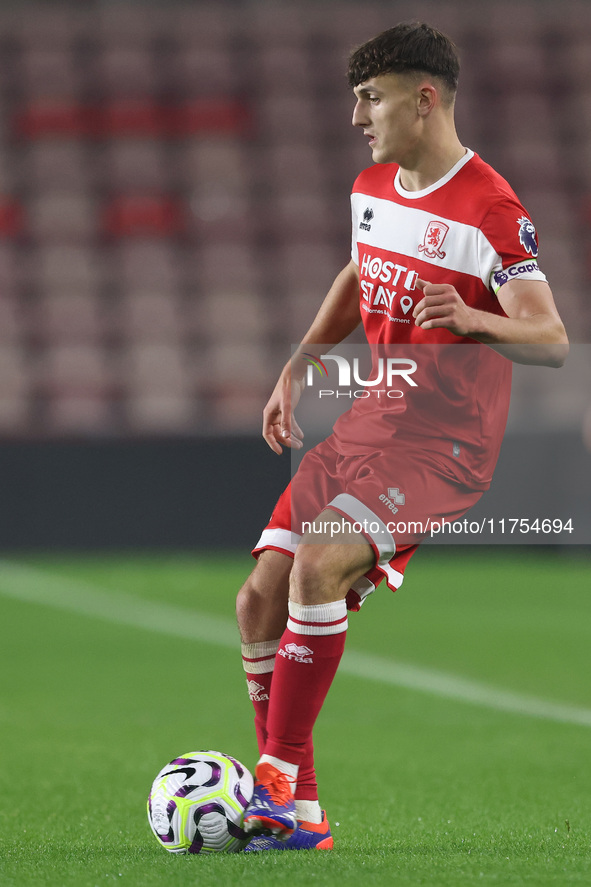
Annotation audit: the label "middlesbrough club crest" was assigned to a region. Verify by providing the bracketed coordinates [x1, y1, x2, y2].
[418, 220, 449, 259]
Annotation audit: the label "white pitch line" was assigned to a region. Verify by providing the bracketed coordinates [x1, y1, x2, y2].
[340, 652, 591, 728]
[1, 559, 590, 729]
[0, 559, 240, 649]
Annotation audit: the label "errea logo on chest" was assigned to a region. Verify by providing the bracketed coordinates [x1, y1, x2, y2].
[359, 207, 374, 231]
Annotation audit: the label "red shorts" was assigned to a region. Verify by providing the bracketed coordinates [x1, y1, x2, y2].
[253, 437, 483, 610]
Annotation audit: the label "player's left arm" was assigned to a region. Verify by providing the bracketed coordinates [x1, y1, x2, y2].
[413, 278, 569, 367]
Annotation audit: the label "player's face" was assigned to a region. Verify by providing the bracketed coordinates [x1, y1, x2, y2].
[352, 74, 422, 166]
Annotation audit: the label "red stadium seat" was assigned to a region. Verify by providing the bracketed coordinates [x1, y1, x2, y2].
[0, 199, 26, 237]
[13, 100, 87, 138]
[13, 99, 252, 139]
[102, 195, 186, 238]
[170, 101, 252, 137]
[98, 101, 163, 138]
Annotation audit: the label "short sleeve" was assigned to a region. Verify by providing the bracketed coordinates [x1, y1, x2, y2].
[480, 199, 548, 295]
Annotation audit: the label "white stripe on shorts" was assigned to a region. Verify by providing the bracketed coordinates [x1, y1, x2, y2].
[379, 561, 406, 592]
[253, 527, 300, 556]
[328, 493, 395, 565]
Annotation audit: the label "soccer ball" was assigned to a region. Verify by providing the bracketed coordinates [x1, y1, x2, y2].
[147, 750, 253, 854]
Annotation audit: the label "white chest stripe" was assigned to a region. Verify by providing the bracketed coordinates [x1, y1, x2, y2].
[351, 193, 500, 287]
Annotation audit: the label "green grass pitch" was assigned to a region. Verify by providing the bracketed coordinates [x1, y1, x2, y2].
[0, 548, 589, 886]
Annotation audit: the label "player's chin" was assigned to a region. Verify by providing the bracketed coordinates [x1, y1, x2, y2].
[371, 145, 396, 165]
[371, 149, 390, 164]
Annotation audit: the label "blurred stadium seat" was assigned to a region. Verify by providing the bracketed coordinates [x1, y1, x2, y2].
[23, 140, 90, 190]
[0, 0, 587, 439]
[102, 195, 186, 238]
[28, 192, 96, 242]
[20, 48, 82, 99]
[91, 47, 159, 99]
[117, 291, 186, 342]
[31, 292, 108, 344]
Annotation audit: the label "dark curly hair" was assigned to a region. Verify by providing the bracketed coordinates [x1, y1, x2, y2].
[347, 23, 460, 101]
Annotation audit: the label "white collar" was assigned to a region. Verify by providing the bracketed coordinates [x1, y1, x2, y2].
[394, 148, 474, 199]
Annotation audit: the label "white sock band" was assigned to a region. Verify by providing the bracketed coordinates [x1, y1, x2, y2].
[287, 599, 348, 636]
[241, 639, 281, 674]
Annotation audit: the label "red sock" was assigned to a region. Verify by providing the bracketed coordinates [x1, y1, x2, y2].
[242, 639, 277, 753]
[295, 738, 318, 801]
[264, 600, 348, 767]
[242, 639, 318, 801]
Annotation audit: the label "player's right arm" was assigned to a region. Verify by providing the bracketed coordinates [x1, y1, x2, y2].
[262, 259, 361, 454]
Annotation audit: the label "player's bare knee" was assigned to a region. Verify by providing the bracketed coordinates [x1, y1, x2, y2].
[235, 550, 292, 642]
[289, 545, 350, 604]
[235, 581, 256, 624]
[290, 523, 376, 604]
[290, 547, 324, 603]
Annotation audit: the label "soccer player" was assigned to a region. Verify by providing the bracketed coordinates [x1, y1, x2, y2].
[238, 23, 568, 850]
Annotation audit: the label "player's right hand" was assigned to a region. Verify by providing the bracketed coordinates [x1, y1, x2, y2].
[262, 375, 305, 454]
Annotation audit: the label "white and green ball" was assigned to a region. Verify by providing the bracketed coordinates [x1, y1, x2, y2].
[147, 750, 253, 853]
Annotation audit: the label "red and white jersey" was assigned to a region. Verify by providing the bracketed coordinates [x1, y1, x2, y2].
[331, 150, 548, 489]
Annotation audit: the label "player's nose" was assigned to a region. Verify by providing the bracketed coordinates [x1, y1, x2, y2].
[352, 99, 369, 127]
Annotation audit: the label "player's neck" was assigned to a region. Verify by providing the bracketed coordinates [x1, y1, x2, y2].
[398, 132, 466, 193]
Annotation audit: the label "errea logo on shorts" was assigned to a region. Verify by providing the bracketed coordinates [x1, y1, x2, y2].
[278, 643, 314, 663]
[379, 487, 405, 515]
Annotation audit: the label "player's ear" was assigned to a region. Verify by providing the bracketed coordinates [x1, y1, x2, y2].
[417, 83, 437, 117]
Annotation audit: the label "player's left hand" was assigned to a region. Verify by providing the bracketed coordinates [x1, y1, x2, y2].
[413, 279, 476, 337]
